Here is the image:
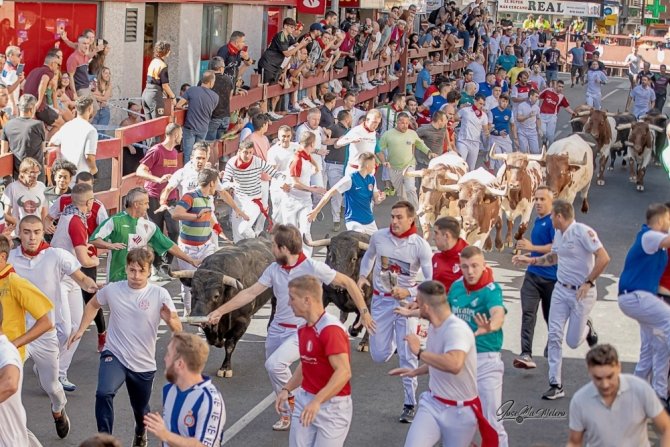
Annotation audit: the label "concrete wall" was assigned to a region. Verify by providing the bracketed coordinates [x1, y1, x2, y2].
[100, 2, 146, 125]
[156, 3, 204, 89]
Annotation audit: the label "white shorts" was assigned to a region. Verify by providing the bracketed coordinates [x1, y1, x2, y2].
[290, 389, 352, 447]
[345, 220, 378, 235]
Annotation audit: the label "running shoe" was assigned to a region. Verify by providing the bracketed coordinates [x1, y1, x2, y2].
[513, 354, 537, 369]
[59, 376, 76, 392]
[542, 384, 565, 400]
[586, 318, 598, 347]
[54, 409, 70, 439]
[399, 405, 415, 423]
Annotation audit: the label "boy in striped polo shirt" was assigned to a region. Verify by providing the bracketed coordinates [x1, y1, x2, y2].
[171, 168, 221, 317]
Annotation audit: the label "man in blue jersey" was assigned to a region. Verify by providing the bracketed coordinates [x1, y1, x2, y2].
[488, 94, 518, 170]
[618, 204, 670, 404]
[307, 152, 386, 235]
[513, 186, 556, 369]
[144, 332, 226, 447]
[421, 81, 451, 116]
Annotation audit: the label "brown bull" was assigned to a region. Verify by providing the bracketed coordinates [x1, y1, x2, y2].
[616, 121, 665, 192]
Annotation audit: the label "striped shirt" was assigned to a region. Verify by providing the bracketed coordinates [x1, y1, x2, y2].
[162, 377, 226, 447]
[177, 188, 213, 246]
[222, 155, 284, 199]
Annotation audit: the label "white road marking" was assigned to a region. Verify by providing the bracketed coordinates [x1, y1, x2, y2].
[223, 392, 277, 444]
[601, 88, 620, 102]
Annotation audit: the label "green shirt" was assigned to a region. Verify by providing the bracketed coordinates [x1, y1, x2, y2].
[378, 128, 430, 170]
[447, 279, 505, 353]
[90, 211, 174, 282]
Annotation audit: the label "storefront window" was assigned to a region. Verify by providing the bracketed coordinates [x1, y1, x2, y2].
[0, 1, 98, 73]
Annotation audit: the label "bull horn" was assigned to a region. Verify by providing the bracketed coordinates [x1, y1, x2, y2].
[570, 152, 589, 166]
[169, 270, 195, 279]
[649, 124, 665, 133]
[616, 123, 632, 131]
[357, 241, 369, 251]
[576, 110, 591, 117]
[437, 183, 460, 192]
[403, 166, 426, 178]
[488, 143, 506, 161]
[527, 147, 546, 162]
[221, 274, 244, 290]
[639, 114, 648, 120]
[570, 117, 584, 123]
[606, 112, 616, 117]
[625, 141, 634, 146]
[303, 233, 332, 247]
[485, 183, 508, 197]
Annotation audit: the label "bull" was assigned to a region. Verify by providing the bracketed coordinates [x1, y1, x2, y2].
[404, 152, 468, 240]
[170, 238, 275, 378]
[640, 110, 669, 165]
[489, 148, 545, 247]
[304, 231, 372, 352]
[442, 168, 506, 250]
[545, 133, 595, 213]
[570, 104, 592, 133]
[580, 109, 636, 185]
[615, 121, 665, 191]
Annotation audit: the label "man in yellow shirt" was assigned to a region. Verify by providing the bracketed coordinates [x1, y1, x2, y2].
[0, 234, 53, 361]
[523, 14, 536, 31]
[535, 15, 550, 31]
[509, 59, 527, 86]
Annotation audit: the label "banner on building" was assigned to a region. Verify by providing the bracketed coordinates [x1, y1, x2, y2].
[496, 0, 602, 18]
[339, 0, 361, 8]
[298, 0, 327, 15]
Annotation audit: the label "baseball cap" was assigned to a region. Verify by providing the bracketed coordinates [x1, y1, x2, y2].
[310, 23, 325, 32]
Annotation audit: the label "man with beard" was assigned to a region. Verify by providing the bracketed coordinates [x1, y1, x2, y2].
[68, 248, 182, 447]
[358, 201, 432, 423]
[208, 224, 374, 431]
[144, 333, 225, 446]
[267, 126, 299, 225]
[2, 157, 47, 228]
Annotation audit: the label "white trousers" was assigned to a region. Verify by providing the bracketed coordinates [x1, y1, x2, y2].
[403, 391, 477, 447]
[457, 139, 480, 171]
[289, 389, 352, 447]
[325, 163, 345, 223]
[57, 278, 83, 378]
[586, 93, 602, 110]
[265, 323, 300, 409]
[369, 295, 419, 406]
[232, 194, 263, 243]
[547, 283, 596, 385]
[282, 195, 313, 258]
[256, 182, 270, 233]
[477, 353, 508, 447]
[389, 166, 419, 210]
[489, 135, 514, 171]
[26, 330, 67, 413]
[346, 221, 378, 235]
[634, 323, 670, 398]
[518, 128, 541, 155]
[176, 240, 217, 315]
[540, 113, 558, 147]
[270, 184, 288, 224]
[620, 290, 670, 398]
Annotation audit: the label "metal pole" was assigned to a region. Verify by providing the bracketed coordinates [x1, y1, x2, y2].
[332, 0, 339, 16]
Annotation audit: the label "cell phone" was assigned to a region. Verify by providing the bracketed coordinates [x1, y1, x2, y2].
[242, 46, 249, 52]
[97, 39, 103, 47]
[16, 64, 24, 76]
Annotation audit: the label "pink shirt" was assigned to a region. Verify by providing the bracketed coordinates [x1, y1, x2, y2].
[245, 132, 271, 181]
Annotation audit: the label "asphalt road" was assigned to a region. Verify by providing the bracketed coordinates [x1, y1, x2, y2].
[22, 74, 670, 447]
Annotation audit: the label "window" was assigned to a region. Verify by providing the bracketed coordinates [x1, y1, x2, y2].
[201, 4, 229, 61]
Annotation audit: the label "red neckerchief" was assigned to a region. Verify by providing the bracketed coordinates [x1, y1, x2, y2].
[363, 123, 375, 133]
[21, 241, 50, 257]
[235, 156, 253, 170]
[227, 42, 240, 56]
[297, 150, 312, 162]
[281, 252, 307, 271]
[390, 223, 418, 239]
[443, 238, 468, 258]
[392, 104, 403, 112]
[464, 266, 495, 293]
[471, 105, 482, 118]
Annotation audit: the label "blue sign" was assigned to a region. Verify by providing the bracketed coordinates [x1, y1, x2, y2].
[604, 7, 612, 15]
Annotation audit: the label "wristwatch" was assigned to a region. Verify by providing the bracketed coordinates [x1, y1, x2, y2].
[585, 279, 596, 287]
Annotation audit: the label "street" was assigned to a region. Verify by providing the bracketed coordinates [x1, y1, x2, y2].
[22, 74, 670, 447]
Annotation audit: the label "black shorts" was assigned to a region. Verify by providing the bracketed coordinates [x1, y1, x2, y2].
[570, 65, 584, 77]
[35, 106, 59, 126]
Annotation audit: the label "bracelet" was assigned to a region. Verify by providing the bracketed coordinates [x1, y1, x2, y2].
[281, 387, 292, 394]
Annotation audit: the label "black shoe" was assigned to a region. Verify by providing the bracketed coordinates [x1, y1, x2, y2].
[132, 432, 148, 447]
[586, 318, 598, 347]
[542, 384, 565, 400]
[399, 405, 415, 423]
[54, 409, 70, 439]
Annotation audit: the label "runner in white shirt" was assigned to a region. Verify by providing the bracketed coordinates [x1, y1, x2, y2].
[9, 215, 97, 437]
[457, 94, 490, 170]
[267, 125, 300, 224]
[207, 224, 374, 431]
[68, 248, 182, 447]
[2, 157, 48, 228]
[358, 201, 433, 423]
[515, 89, 542, 155]
[391, 280, 498, 447]
[295, 109, 330, 189]
[335, 109, 382, 176]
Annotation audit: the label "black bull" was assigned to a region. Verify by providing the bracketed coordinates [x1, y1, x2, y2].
[172, 238, 275, 378]
[305, 231, 372, 352]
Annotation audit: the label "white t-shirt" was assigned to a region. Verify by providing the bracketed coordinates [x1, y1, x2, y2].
[0, 335, 29, 447]
[258, 259, 337, 326]
[467, 61, 487, 84]
[97, 281, 176, 372]
[167, 162, 200, 198]
[333, 106, 365, 125]
[50, 117, 98, 176]
[336, 124, 378, 167]
[516, 101, 540, 131]
[268, 143, 298, 175]
[552, 221, 603, 287]
[2, 181, 47, 223]
[427, 315, 478, 401]
[0, 66, 18, 114]
[457, 107, 489, 142]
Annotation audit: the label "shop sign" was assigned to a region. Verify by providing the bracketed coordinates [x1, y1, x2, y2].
[496, 0, 602, 17]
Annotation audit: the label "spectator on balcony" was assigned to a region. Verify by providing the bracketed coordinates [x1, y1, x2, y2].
[136, 123, 182, 272]
[258, 18, 310, 87]
[49, 96, 98, 179]
[1, 46, 25, 117]
[205, 57, 233, 141]
[176, 70, 218, 162]
[67, 36, 99, 116]
[216, 31, 254, 89]
[91, 67, 112, 127]
[141, 41, 177, 120]
[88, 39, 109, 80]
[21, 49, 65, 138]
[339, 23, 361, 88]
[320, 10, 338, 28]
[1, 94, 46, 180]
[2, 157, 47, 227]
[340, 8, 358, 33]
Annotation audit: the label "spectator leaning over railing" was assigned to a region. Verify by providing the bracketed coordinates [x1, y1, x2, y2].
[142, 41, 177, 120]
[216, 31, 254, 91]
[22, 48, 65, 139]
[1, 94, 46, 180]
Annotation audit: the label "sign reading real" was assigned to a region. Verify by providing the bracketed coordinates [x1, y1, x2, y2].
[497, 0, 602, 18]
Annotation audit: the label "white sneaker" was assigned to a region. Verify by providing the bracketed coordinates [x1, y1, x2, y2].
[302, 98, 317, 108]
[312, 98, 323, 106]
[267, 111, 283, 120]
[59, 376, 76, 392]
